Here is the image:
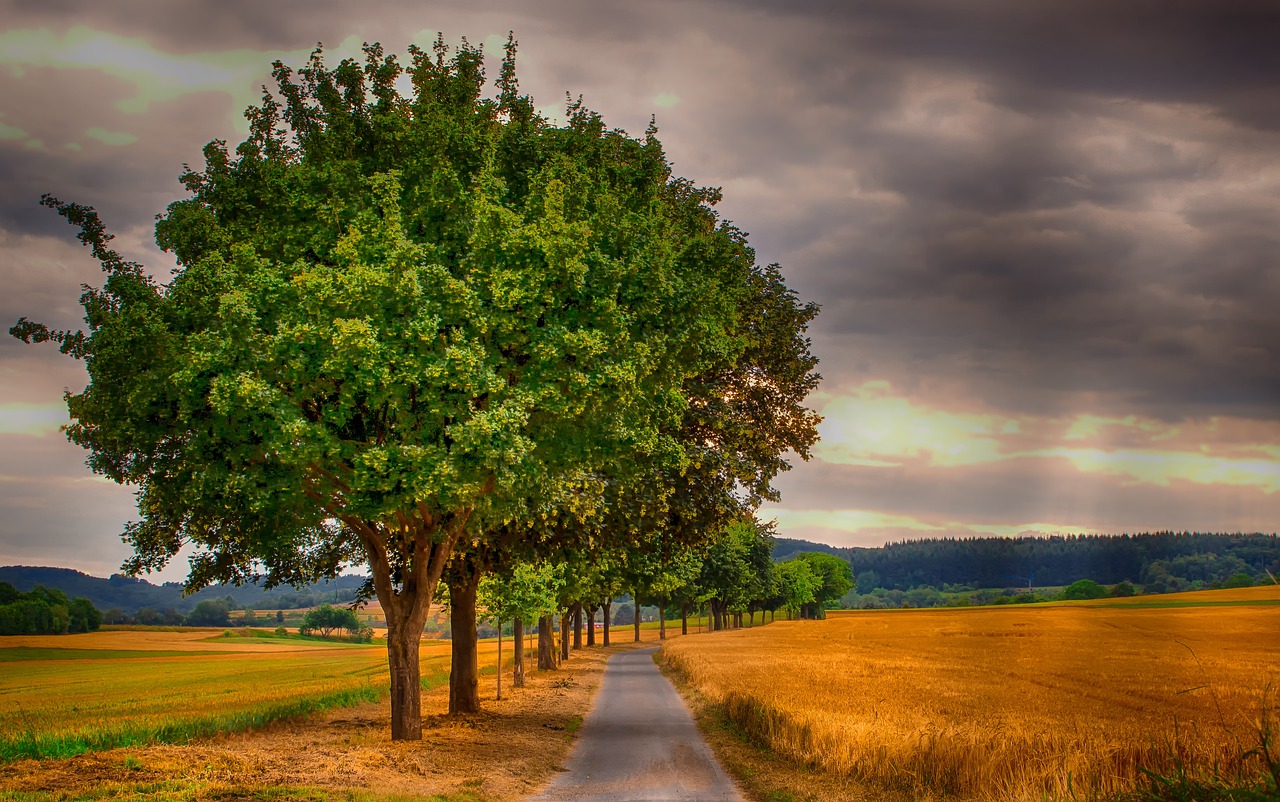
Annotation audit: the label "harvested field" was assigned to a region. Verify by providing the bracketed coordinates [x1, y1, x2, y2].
[661, 585, 1280, 801]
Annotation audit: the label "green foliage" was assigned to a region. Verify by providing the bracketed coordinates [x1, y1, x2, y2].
[10, 37, 822, 732]
[773, 559, 819, 617]
[696, 519, 776, 625]
[1062, 579, 1108, 600]
[787, 552, 853, 618]
[0, 585, 102, 635]
[299, 604, 361, 638]
[184, 599, 231, 628]
[1222, 572, 1255, 589]
[477, 561, 562, 626]
[1111, 580, 1137, 597]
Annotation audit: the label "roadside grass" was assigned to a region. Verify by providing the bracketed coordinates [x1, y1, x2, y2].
[0, 780, 490, 801]
[0, 630, 394, 762]
[661, 599, 1280, 801]
[1, 681, 383, 762]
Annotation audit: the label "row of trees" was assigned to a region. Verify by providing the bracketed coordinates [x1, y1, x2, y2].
[0, 583, 102, 635]
[455, 521, 851, 701]
[12, 39, 822, 739]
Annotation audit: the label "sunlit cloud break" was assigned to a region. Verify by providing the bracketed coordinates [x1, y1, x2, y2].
[0, 403, 68, 437]
[815, 381, 1280, 493]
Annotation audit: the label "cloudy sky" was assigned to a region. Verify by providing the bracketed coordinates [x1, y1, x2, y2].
[1, 1, 1278, 581]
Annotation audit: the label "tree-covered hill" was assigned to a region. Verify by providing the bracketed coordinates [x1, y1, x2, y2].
[773, 532, 1279, 591]
[0, 566, 367, 615]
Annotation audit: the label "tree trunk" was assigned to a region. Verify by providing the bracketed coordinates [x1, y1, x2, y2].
[586, 605, 597, 647]
[602, 600, 612, 646]
[658, 604, 666, 640]
[496, 620, 503, 701]
[681, 603, 688, 636]
[385, 616, 423, 739]
[633, 596, 641, 643]
[447, 569, 481, 715]
[538, 615, 556, 669]
[560, 609, 570, 663]
[513, 618, 525, 688]
[711, 601, 723, 631]
[352, 506, 471, 741]
[572, 603, 583, 650]
[749, 609, 755, 626]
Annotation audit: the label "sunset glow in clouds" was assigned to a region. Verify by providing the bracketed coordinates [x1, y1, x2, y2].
[1, 1, 1278, 579]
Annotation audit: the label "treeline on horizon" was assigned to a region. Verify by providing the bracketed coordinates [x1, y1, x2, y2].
[776, 531, 1279, 594]
[0, 566, 364, 616]
[0, 582, 102, 635]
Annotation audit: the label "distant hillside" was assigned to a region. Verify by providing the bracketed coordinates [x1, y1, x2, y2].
[0, 566, 367, 614]
[772, 537, 852, 561]
[773, 532, 1279, 591]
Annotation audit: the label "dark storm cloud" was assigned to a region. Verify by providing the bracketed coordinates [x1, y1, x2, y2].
[735, 0, 1280, 129]
[664, 0, 1280, 420]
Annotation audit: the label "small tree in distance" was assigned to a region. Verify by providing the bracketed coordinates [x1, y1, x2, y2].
[300, 604, 362, 638]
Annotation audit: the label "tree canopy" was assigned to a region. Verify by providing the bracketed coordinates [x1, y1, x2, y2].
[11, 37, 821, 740]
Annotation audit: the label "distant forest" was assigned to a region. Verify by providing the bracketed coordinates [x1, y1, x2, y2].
[0, 566, 365, 616]
[774, 532, 1279, 593]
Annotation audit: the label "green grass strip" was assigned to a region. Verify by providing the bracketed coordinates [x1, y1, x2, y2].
[0, 683, 383, 762]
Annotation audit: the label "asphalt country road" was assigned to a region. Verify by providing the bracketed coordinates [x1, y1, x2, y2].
[531, 646, 745, 802]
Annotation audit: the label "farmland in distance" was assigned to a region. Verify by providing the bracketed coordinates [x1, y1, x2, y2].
[660, 585, 1280, 801]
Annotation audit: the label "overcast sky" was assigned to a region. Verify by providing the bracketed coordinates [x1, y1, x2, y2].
[1, 1, 1277, 582]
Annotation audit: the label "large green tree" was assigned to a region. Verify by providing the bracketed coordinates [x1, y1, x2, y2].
[11, 39, 772, 740]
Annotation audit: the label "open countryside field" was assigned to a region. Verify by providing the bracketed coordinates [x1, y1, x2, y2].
[661, 585, 1280, 802]
[0, 619, 683, 764]
[0, 621, 696, 800]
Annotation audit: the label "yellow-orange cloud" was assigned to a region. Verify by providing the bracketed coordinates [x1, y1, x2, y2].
[814, 381, 1280, 493]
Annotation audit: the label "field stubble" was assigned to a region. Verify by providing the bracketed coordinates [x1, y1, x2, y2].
[660, 586, 1280, 801]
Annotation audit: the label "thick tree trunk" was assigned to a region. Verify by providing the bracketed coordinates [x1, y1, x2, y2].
[602, 600, 612, 646]
[538, 615, 556, 669]
[385, 617, 423, 740]
[513, 618, 525, 688]
[586, 605, 596, 647]
[348, 506, 473, 741]
[560, 609, 570, 662]
[658, 604, 666, 640]
[496, 621, 503, 701]
[447, 569, 481, 715]
[572, 603, 583, 650]
[711, 601, 723, 631]
[681, 603, 688, 636]
[749, 609, 755, 626]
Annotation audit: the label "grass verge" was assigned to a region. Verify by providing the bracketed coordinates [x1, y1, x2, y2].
[0, 779, 488, 801]
[0, 683, 383, 762]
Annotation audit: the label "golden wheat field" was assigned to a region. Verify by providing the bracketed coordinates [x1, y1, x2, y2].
[661, 585, 1280, 802]
[0, 628, 503, 760]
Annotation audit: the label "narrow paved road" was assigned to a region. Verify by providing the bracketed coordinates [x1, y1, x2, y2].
[531, 646, 744, 802]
